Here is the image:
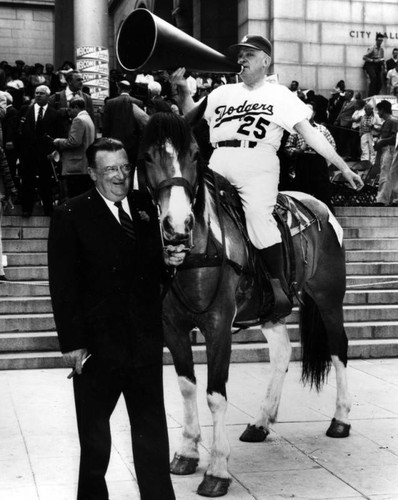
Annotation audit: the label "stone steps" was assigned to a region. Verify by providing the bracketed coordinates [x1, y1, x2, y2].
[1, 339, 397, 371]
[0, 205, 397, 369]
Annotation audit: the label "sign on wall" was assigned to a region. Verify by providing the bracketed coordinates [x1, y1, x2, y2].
[76, 46, 109, 104]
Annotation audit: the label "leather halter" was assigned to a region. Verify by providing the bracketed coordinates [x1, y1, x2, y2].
[147, 175, 199, 254]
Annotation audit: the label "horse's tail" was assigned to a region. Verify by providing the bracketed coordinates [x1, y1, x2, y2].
[299, 291, 332, 391]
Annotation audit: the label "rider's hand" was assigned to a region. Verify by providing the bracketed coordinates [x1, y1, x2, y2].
[342, 169, 364, 190]
[170, 67, 187, 87]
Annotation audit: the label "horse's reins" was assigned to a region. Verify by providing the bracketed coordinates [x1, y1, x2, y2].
[171, 171, 229, 314]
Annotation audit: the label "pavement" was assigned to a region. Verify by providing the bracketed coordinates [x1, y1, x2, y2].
[0, 359, 397, 500]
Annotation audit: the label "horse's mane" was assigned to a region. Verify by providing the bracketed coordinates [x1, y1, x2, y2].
[141, 112, 207, 220]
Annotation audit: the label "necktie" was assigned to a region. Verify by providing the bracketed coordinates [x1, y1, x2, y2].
[37, 106, 43, 121]
[114, 201, 135, 240]
[36, 106, 44, 134]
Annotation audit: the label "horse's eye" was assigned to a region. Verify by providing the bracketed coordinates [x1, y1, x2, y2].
[192, 151, 199, 161]
[144, 153, 152, 163]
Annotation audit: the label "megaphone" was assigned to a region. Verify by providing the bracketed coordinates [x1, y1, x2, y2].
[116, 8, 241, 74]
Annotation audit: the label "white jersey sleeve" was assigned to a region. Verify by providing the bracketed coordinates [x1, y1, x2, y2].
[204, 82, 311, 151]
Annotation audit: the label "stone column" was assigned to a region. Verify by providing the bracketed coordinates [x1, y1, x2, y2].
[73, 0, 109, 107]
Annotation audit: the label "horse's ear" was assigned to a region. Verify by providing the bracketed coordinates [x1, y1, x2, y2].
[185, 97, 208, 128]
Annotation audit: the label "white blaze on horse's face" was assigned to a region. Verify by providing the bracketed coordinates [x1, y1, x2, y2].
[159, 140, 194, 243]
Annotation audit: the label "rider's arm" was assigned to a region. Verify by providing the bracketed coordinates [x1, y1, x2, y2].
[294, 119, 363, 190]
[170, 67, 200, 115]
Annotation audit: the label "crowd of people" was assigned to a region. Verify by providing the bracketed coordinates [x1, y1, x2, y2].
[1, 49, 397, 281]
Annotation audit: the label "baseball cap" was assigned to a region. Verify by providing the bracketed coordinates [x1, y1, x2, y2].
[229, 35, 272, 58]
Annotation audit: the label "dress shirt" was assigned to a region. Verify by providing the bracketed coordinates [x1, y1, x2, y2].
[96, 189, 132, 224]
[34, 103, 48, 121]
[65, 87, 79, 103]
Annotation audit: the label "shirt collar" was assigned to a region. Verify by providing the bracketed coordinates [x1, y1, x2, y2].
[34, 102, 48, 111]
[96, 189, 132, 220]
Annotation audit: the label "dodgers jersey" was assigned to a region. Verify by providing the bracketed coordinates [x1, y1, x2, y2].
[204, 82, 311, 151]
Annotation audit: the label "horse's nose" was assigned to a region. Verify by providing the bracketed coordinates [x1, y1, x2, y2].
[162, 215, 174, 237]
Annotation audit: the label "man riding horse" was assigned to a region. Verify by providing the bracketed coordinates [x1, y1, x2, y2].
[170, 34, 364, 320]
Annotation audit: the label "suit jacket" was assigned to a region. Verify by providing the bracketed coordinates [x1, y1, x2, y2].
[102, 94, 143, 150]
[48, 188, 165, 368]
[335, 100, 357, 128]
[17, 104, 63, 161]
[56, 110, 95, 175]
[48, 89, 95, 135]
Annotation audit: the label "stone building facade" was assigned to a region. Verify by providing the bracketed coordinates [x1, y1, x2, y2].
[0, 0, 54, 66]
[1, 0, 398, 97]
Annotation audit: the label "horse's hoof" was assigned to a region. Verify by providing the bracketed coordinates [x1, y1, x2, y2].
[326, 418, 351, 438]
[239, 424, 269, 442]
[197, 474, 232, 497]
[170, 452, 199, 475]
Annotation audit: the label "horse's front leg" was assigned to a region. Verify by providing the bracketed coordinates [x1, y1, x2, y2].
[326, 354, 351, 438]
[240, 320, 292, 442]
[164, 315, 201, 475]
[197, 314, 233, 497]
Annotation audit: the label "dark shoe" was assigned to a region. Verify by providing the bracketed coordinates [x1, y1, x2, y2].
[0, 275, 8, 281]
[390, 202, 398, 207]
[22, 211, 32, 218]
[373, 202, 386, 207]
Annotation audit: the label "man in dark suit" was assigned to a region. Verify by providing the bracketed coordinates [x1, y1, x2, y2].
[49, 70, 95, 135]
[48, 137, 185, 500]
[102, 80, 147, 169]
[17, 85, 63, 216]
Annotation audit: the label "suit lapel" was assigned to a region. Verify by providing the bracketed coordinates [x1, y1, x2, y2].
[89, 188, 138, 244]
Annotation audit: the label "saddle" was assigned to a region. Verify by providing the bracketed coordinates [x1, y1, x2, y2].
[178, 170, 320, 325]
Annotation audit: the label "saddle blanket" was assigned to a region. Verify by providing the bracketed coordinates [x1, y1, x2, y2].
[280, 191, 343, 246]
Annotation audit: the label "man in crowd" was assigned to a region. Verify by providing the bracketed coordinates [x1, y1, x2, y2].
[386, 47, 398, 72]
[102, 80, 148, 173]
[363, 32, 386, 96]
[171, 34, 363, 319]
[386, 60, 398, 95]
[17, 84, 62, 216]
[53, 96, 95, 198]
[285, 101, 336, 211]
[49, 70, 94, 135]
[373, 100, 398, 206]
[48, 137, 187, 500]
[146, 81, 172, 116]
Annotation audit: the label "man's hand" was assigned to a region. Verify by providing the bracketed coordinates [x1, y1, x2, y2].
[163, 244, 188, 267]
[342, 169, 364, 190]
[169, 67, 188, 90]
[63, 348, 88, 376]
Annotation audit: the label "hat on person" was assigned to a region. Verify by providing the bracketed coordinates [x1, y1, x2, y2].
[228, 35, 272, 58]
[118, 80, 131, 89]
[6, 80, 24, 90]
[15, 59, 25, 66]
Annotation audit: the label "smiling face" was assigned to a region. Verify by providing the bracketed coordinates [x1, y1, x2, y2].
[237, 48, 269, 87]
[88, 149, 131, 202]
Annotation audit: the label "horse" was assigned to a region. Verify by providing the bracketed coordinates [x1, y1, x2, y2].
[141, 112, 351, 498]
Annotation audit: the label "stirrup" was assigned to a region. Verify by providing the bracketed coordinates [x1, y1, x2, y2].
[269, 278, 292, 321]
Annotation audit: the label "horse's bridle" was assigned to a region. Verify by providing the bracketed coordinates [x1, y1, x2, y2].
[147, 175, 199, 254]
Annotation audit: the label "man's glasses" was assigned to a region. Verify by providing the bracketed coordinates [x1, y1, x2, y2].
[101, 163, 132, 176]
